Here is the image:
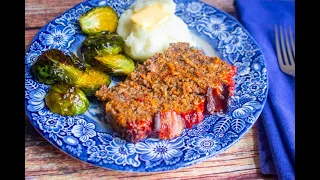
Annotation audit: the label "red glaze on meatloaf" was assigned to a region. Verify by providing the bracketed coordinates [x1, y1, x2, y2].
[95, 43, 236, 142]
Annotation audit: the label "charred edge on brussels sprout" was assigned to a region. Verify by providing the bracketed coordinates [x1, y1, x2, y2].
[70, 52, 86, 70]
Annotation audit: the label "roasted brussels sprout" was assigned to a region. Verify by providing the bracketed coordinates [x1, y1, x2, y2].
[45, 84, 89, 116]
[32, 49, 111, 95]
[93, 54, 135, 75]
[79, 6, 118, 34]
[81, 31, 125, 64]
[76, 67, 111, 95]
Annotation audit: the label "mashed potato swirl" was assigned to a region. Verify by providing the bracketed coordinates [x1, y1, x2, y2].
[117, 0, 196, 62]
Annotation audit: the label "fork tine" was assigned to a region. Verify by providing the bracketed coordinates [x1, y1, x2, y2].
[279, 25, 290, 65]
[275, 25, 285, 67]
[284, 26, 295, 66]
[289, 26, 295, 57]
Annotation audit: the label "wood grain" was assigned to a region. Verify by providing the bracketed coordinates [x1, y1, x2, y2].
[25, 0, 83, 29]
[25, 0, 274, 179]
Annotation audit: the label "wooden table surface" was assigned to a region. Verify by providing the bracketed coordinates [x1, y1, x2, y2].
[25, 0, 275, 179]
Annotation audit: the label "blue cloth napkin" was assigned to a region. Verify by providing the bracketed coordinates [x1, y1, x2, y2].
[234, 0, 295, 179]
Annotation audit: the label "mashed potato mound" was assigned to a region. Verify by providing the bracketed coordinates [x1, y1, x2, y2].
[117, 0, 196, 62]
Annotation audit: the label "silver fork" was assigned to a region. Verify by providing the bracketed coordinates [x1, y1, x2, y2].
[275, 25, 295, 76]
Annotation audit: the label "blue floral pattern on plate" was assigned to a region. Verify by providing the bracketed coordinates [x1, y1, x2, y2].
[25, 0, 268, 172]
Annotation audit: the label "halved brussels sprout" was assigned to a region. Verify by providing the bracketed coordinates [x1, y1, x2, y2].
[76, 67, 112, 94]
[81, 31, 125, 64]
[45, 84, 89, 116]
[79, 6, 118, 34]
[93, 54, 136, 75]
[31, 49, 111, 95]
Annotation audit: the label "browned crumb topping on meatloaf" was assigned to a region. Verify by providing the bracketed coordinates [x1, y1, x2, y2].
[95, 42, 236, 142]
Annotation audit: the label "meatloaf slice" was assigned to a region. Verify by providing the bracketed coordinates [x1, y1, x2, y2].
[95, 42, 236, 143]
